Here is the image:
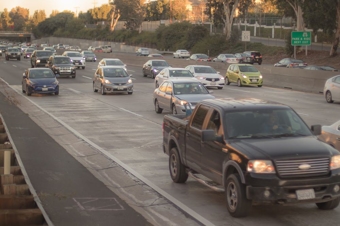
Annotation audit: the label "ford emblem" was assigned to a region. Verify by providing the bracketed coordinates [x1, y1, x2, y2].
[298, 164, 311, 170]
[212, 79, 215, 82]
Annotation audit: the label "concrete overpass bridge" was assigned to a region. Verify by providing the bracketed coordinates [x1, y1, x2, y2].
[0, 31, 32, 42]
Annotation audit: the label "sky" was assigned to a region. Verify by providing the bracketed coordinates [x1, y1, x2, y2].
[0, 0, 110, 17]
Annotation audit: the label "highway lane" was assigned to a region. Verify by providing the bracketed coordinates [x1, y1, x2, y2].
[1, 52, 340, 226]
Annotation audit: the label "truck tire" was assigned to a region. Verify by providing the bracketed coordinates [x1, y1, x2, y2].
[316, 197, 340, 210]
[154, 99, 163, 113]
[225, 174, 251, 218]
[169, 147, 188, 183]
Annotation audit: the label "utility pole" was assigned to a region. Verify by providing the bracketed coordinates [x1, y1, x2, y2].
[74, 7, 79, 17]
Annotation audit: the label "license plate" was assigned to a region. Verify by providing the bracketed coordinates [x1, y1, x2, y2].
[210, 82, 216, 85]
[117, 87, 124, 90]
[252, 79, 257, 82]
[256, 56, 259, 58]
[296, 189, 315, 200]
[299, 63, 304, 66]
[75, 63, 79, 65]
[42, 88, 48, 91]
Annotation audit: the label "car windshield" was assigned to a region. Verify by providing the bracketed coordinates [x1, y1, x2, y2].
[196, 54, 208, 59]
[106, 60, 124, 66]
[169, 70, 193, 77]
[152, 61, 168, 66]
[55, 58, 71, 64]
[225, 109, 312, 139]
[67, 53, 82, 57]
[44, 48, 53, 51]
[29, 70, 55, 79]
[37, 52, 52, 56]
[225, 54, 236, 58]
[8, 49, 18, 52]
[103, 68, 128, 77]
[83, 51, 92, 54]
[239, 66, 259, 72]
[194, 67, 216, 73]
[291, 59, 304, 63]
[141, 48, 148, 51]
[173, 83, 209, 95]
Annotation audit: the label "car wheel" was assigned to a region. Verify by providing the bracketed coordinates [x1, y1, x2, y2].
[17, 57, 20, 61]
[143, 70, 147, 77]
[225, 174, 251, 218]
[316, 198, 340, 210]
[326, 91, 334, 103]
[258, 62, 262, 65]
[152, 72, 155, 79]
[218, 87, 223, 89]
[82, 66, 85, 69]
[172, 104, 177, 114]
[55, 91, 59, 95]
[155, 81, 159, 88]
[31, 63, 34, 68]
[258, 85, 262, 87]
[6, 57, 8, 61]
[237, 79, 242, 87]
[225, 77, 230, 85]
[93, 83, 98, 92]
[101, 85, 106, 95]
[26, 86, 31, 96]
[154, 99, 163, 113]
[169, 147, 188, 183]
[128, 91, 133, 95]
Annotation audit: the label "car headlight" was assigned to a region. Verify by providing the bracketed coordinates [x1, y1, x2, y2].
[128, 79, 132, 83]
[104, 79, 111, 84]
[70, 59, 73, 62]
[36, 60, 40, 63]
[220, 76, 224, 80]
[247, 160, 276, 174]
[197, 76, 206, 80]
[241, 74, 247, 78]
[180, 100, 188, 105]
[259, 75, 263, 78]
[330, 155, 340, 170]
[153, 69, 159, 72]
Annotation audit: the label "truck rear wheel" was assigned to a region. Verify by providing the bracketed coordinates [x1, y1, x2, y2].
[225, 174, 251, 218]
[169, 147, 188, 183]
[316, 197, 340, 210]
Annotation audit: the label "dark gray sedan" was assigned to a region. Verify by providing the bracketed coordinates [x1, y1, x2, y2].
[153, 79, 215, 115]
[319, 120, 340, 152]
[93, 66, 133, 95]
[142, 59, 171, 78]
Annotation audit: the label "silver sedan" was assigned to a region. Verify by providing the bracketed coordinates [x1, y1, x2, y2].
[319, 120, 340, 151]
[153, 79, 215, 115]
[324, 75, 340, 103]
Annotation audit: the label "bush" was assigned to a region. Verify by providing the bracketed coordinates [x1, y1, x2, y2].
[191, 34, 228, 56]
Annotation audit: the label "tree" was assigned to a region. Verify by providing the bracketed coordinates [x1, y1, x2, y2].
[50, 10, 59, 17]
[0, 9, 11, 30]
[145, 0, 168, 21]
[170, 0, 189, 21]
[115, 0, 144, 30]
[109, 4, 120, 32]
[78, 11, 95, 24]
[302, 0, 340, 56]
[89, 4, 112, 22]
[36, 12, 74, 36]
[9, 6, 30, 31]
[32, 10, 46, 26]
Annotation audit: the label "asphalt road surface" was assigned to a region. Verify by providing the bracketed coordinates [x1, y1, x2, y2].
[0, 50, 340, 226]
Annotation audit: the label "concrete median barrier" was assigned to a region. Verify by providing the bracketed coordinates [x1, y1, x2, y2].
[37, 37, 339, 94]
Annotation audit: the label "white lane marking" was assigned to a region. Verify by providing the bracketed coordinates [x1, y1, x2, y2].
[127, 70, 135, 72]
[297, 112, 309, 116]
[0, 78, 215, 226]
[119, 108, 142, 117]
[82, 76, 92, 80]
[227, 88, 251, 93]
[92, 69, 96, 71]
[13, 65, 17, 67]
[68, 88, 81, 94]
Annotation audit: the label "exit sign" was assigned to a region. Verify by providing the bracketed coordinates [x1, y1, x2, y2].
[291, 31, 311, 46]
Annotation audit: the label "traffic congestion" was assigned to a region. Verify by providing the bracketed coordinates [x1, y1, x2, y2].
[0, 40, 340, 225]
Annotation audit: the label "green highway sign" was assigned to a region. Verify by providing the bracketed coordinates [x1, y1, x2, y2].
[291, 31, 311, 46]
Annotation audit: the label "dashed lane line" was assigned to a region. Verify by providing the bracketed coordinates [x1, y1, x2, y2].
[68, 88, 81, 94]
[82, 76, 92, 80]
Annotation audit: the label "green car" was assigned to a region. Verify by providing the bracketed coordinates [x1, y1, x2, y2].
[225, 64, 263, 87]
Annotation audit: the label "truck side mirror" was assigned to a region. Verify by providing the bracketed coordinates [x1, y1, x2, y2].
[311, 125, 321, 135]
[201, 130, 216, 142]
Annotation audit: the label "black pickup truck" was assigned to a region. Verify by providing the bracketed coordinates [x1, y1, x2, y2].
[163, 98, 340, 217]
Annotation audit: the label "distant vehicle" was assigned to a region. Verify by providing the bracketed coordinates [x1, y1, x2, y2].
[81, 51, 97, 62]
[153, 80, 215, 114]
[188, 54, 211, 62]
[142, 59, 171, 79]
[319, 120, 340, 152]
[12, 46, 22, 55]
[213, 54, 239, 63]
[22, 68, 59, 96]
[154, 68, 197, 88]
[40, 44, 48, 48]
[148, 53, 164, 58]
[324, 75, 340, 103]
[64, 45, 70, 49]
[101, 45, 112, 53]
[243, 51, 262, 65]
[0, 45, 7, 56]
[5, 48, 21, 61]
[303, 65, 338, 71]
[43, 47, 56, 54]
[93, 47, 103, 53]
[136, 48, 150, 56]
[23, 48, 34, 58]
[57, 44, 65, 49]
[88, 46, 93, 51]
[185, 65, 224, 89]
[69, 46, 81, 52]
[46, 55, 76, 78]
[274, 58, 307, 68]
[93, 66, 133, 95]
[62, 51, 86, 69]
[31, 50, 53, 67]
[225, 64, 263, 87]
[97, 58, 126, 71]
[234, 53, 254, 64]
[173, 49, 190, 58]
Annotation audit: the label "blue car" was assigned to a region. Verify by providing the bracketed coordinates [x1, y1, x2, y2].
[22, 68, 59, 96]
